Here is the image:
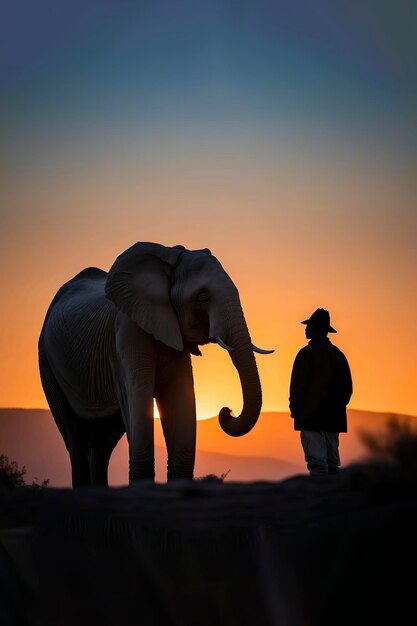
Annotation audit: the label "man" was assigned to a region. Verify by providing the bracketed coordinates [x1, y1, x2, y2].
[289, 308, 353, 476]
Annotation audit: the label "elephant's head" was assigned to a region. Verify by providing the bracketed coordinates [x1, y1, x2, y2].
[105, 242, 273, 437]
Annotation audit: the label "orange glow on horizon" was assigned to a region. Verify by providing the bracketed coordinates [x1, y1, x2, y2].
[0, 239, 416, 420]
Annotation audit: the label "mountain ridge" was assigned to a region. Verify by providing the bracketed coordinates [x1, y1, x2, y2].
[1, 408, 415, 485]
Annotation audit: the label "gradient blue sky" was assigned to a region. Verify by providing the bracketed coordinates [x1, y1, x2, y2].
[1, 1, 417, 417]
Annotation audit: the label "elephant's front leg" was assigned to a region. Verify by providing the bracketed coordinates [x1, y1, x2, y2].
[114, 315, 157, 482]
[156, 350, 196, 481]
[126, 392, 155, 482]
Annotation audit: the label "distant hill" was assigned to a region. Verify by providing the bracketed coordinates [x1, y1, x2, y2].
[0, 409, 303, 485]
[0, 408, 415, 486]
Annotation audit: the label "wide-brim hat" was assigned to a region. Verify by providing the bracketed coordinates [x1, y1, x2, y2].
[301, 308, 337, 333]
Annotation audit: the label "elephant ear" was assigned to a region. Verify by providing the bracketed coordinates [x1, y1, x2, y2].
[105, 242, 186, 351]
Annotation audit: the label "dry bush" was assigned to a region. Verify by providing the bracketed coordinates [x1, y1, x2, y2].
[0, 453, 49, 489]
[195, 470, 231, 482]
[359, 415, 417, 474]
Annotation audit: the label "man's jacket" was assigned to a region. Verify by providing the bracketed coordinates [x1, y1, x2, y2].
[289, 337, 353, 432]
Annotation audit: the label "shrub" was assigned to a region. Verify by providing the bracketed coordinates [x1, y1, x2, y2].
[0, 454, 49, 489]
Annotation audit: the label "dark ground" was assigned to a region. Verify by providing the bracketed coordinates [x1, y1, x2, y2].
[1, 463, 417, 626]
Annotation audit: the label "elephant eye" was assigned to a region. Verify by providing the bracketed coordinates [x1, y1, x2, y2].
[197, 290, 210, 304]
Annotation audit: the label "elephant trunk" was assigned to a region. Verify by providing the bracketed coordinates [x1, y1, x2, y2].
[218, 301, 262, 437]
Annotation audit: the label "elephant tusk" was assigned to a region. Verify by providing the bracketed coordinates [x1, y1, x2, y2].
[251, 344, 275, 354]
[211, 336, 234, 352]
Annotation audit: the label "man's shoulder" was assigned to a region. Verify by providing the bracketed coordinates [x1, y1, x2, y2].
[328, 342, 346, 355]
[294, 345, 311, 360]
[328, 342, 350, 364]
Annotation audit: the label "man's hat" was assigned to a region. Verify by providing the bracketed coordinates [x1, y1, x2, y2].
[301, 308, 337, 333]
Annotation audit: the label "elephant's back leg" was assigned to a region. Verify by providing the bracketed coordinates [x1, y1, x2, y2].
[38, 345, 90, 487]
[87, 412, 125, 485]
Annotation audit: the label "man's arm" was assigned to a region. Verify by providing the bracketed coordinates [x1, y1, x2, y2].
[341, 354, 353, 405]
[289, 349, 309, 418]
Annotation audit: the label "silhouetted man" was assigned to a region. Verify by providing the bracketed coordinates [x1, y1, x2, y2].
[289, 308, 353, 476]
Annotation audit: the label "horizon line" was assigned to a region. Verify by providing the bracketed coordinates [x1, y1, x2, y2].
[0, 406, 416, 419]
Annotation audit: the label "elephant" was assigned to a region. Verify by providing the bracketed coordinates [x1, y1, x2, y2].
[38, 242, 274, 486]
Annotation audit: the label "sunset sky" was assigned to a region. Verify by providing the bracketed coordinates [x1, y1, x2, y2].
[2, 1, 416, 420]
